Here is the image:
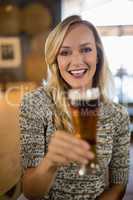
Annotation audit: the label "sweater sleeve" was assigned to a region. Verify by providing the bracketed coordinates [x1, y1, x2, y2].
[19, 91, 47, 171]
[109, 105, 131, 186]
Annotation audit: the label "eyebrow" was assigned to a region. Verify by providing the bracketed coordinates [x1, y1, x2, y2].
[60, 42, 92, 49]
[80, 42, 92, 47]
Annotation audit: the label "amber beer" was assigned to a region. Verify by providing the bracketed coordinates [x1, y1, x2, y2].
[68, 88, 100, 173]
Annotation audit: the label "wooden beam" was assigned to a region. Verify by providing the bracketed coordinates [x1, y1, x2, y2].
[97, 25, 133, 36]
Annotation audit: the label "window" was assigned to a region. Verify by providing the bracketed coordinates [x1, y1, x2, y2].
[61, 0, 133, 103]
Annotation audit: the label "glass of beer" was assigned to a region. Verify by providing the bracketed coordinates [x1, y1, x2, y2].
[68, 88, 100, 175]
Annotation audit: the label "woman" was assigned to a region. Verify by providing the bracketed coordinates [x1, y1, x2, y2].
[19, 15, 130, 200]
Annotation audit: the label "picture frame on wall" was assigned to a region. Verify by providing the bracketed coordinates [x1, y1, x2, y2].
[0, 37, 21, 68]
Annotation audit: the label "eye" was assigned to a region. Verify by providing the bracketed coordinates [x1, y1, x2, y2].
[81, 47, 92, 53]
[59, 50, 70, 56]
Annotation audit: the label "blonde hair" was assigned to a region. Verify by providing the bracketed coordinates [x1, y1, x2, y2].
[44, 15, 114, 132]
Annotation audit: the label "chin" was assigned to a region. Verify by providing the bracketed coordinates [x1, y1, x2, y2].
[63, 75, 92, 89]
[69, 84, 90, 90]
[70, 80, 91, 89]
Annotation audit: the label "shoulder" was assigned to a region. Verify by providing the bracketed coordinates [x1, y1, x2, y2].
[102, 100, 128, 117]
[111, 102, 129, 119]
[105, 101, 129, 128]
[20, 86, 53, 117]
[100, 101, 129, 126]
[21, 86, 52, 107]
[22, 86, 52, 105]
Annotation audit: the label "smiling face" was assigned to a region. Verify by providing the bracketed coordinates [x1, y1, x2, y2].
[57, 24, 97, 90]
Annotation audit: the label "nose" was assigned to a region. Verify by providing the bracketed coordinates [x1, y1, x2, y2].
[70, 52, 84, 66]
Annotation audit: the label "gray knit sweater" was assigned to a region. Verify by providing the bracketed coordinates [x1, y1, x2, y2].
[19, 86, 130, 200]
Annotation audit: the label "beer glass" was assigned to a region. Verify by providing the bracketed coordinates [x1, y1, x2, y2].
[68, 88, 100, 175]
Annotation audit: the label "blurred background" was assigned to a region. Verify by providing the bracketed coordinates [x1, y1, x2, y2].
[0, 0, 133, 200]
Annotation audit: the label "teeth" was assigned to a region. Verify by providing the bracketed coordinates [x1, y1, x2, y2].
[69, 69, 87, 75]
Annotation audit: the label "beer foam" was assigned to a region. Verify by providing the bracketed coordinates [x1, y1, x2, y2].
[68, 88, 100, 101]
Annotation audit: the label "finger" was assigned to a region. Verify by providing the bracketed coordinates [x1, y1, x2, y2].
[51, 149, 88, 165]
[53, 131, 90, 150]
[50, 133, 94, 159]
[50, 131, 95, 165]
[49, 142, 92, 165]
[47, 152, 70, 166]
[50, 138, 93, 161]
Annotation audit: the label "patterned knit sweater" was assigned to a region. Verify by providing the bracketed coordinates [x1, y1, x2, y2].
[19, 86, 130, 200]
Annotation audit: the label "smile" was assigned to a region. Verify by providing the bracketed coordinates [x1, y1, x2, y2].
[68, 68, 88, 78]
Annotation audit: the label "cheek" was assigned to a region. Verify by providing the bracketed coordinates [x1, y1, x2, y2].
[85, 53, 97, 64]
[57, 57, 66, 71]
[86, 56, 97, 67]
[86, 58, 97, 77]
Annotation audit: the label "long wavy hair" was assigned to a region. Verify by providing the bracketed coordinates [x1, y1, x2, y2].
[44, 15, 114, 132]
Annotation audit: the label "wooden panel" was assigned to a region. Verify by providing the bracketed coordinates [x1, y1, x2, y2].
[0, 82, 37, 194]
[0, 5, 20, 35]
[97, 25, 133, 36]
[0, 95, 21, 194]
[21, 3, 52, 35]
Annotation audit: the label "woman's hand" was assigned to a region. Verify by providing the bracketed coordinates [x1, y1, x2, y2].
[45, 130, 94, 167]
[22, 130, 95, 199]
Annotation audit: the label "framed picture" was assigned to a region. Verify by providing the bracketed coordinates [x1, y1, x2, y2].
[0, 37, 21, 68]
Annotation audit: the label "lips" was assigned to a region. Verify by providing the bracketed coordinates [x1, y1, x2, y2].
[68, 68, 88, 78]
